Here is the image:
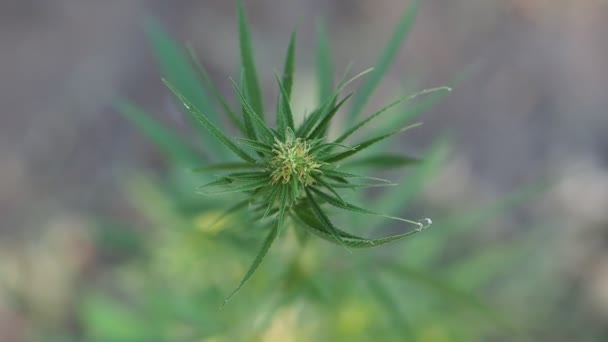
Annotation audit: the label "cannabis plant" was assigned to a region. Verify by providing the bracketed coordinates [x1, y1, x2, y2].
[159, 0, 450, 304]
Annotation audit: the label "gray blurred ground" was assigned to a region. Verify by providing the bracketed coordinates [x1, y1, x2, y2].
[1, 0, 608, 339]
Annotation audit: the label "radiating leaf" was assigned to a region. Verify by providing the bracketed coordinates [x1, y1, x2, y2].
[239, 68, 258, 141]
[162, 79, 256, 163]
[199, 178, 269, 195]
[343, 154, 420, 169]
[324, 122, 422, 162]
[305, 189, 349, 251]
[237, 0, 265, 121]
[310, 187, 422, 227]
[224, 171, 268, 180]
[337, 86, 450, 143]
[186, 44, 246, 134]
[144, 18, 223, 157]
[236, 138, 273, 154]
[348, 0, 422, 120]
[230, 79, 275, 144]
[308, 93, 354, 139]
[262, 185, 281, 220]
[222, 222, 279, 306]
[190, 162, 257, 173]
[315, 20, 333, 106]
[277, 30, 297, 133]
[320, 168, 393, 184]
[274, 72, 296, 136]
[298, 68, 373, 138]
[206, 199, 250, 232]
[115, 100, 200, 164]
[361, 141, 447, 227]
[293, 209, 422, 248]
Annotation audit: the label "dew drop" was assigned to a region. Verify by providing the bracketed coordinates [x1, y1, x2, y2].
[416, 218, 432, 231]
[184, 103, 191, 110]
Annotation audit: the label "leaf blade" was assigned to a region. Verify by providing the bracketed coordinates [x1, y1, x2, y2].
[315, 20, 333, 106]
[337, 86, 450, 143]
[277, 30, 297, 132]
[115, 100, 200, 165]
[237, 0, 265, 121]
[162, 79, 256, 163]
[324, 122, 422, 163]
[348, 0, 422, 120]
[222, 222, 279, 306]
[186, 44, 246, 134]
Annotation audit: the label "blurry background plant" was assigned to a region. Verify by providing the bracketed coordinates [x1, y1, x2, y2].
[1, 0, 608, 341]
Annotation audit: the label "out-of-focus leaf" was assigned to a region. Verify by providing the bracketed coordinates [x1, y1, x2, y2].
[237, 0, 265, 121]
[222, 222, 279, 306]
[162, 79, 256, 163]
[144, 18, 225, 159]
[343, 154, 420, 169]
[115, 101, 201, 165]
[348, 0, 422, 120]
[315, 20, 333, 106]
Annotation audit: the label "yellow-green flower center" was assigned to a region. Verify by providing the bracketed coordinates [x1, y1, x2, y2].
[269, 136, 322, 186]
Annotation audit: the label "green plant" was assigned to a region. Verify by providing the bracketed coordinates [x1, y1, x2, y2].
[160, 0, 450, 304]
[69, 1, 548, 337]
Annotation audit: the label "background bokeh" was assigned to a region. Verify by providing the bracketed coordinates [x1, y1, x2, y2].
[1, 0, 607, 341]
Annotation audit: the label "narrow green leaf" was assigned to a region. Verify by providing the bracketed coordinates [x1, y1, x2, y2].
[224, 171, 268, 180]
[320, 168, 393, 184]
[186, 44, 246, 134]
[144, 18, 222, 157]
[293, 208, 362, 240]
[199, 178, 269, 195]
[324, 122, 422, 163]
[309, 141, 354, 155]
[308, 93, 354, 139]
[277, 185, 289, 229]
[361, 141, 447, 227]
[190, 162, 257, 173]
[290, 176, 300, 203]
[162, 79, 256, 163]
[293, 209, 422, 248]
[277, 30, 297, 133]
[115, 101, 200, 164]
[305, 189, 350, 251]
[348, 0, 422, 120]
[298, 68, 374, 137]
[262, 185, 281, 220]
[310, 187, 422, 227]
[237, 0, 265, 120]
[337, 86, 450, 143]
[206, 199, 250, 232]
[236, 138, 273, 154]
[343, 154, 420, 169]
[315, 20, 333, 106]
[389, 69, 467, 128]
[239, 68, 258, 141]
[274, 72, 296, 136]
[311, 175, 346, 205]
[328, 182, 397, 190]
[230, 79, 275, 144]
[197, 177, 233, 190]
[222, 222, 279, 306]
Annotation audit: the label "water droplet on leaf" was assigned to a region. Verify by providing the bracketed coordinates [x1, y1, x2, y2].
[416, 218, 432, 231]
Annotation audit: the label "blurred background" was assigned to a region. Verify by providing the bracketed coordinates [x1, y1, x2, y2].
[1, 0, 608, 341]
